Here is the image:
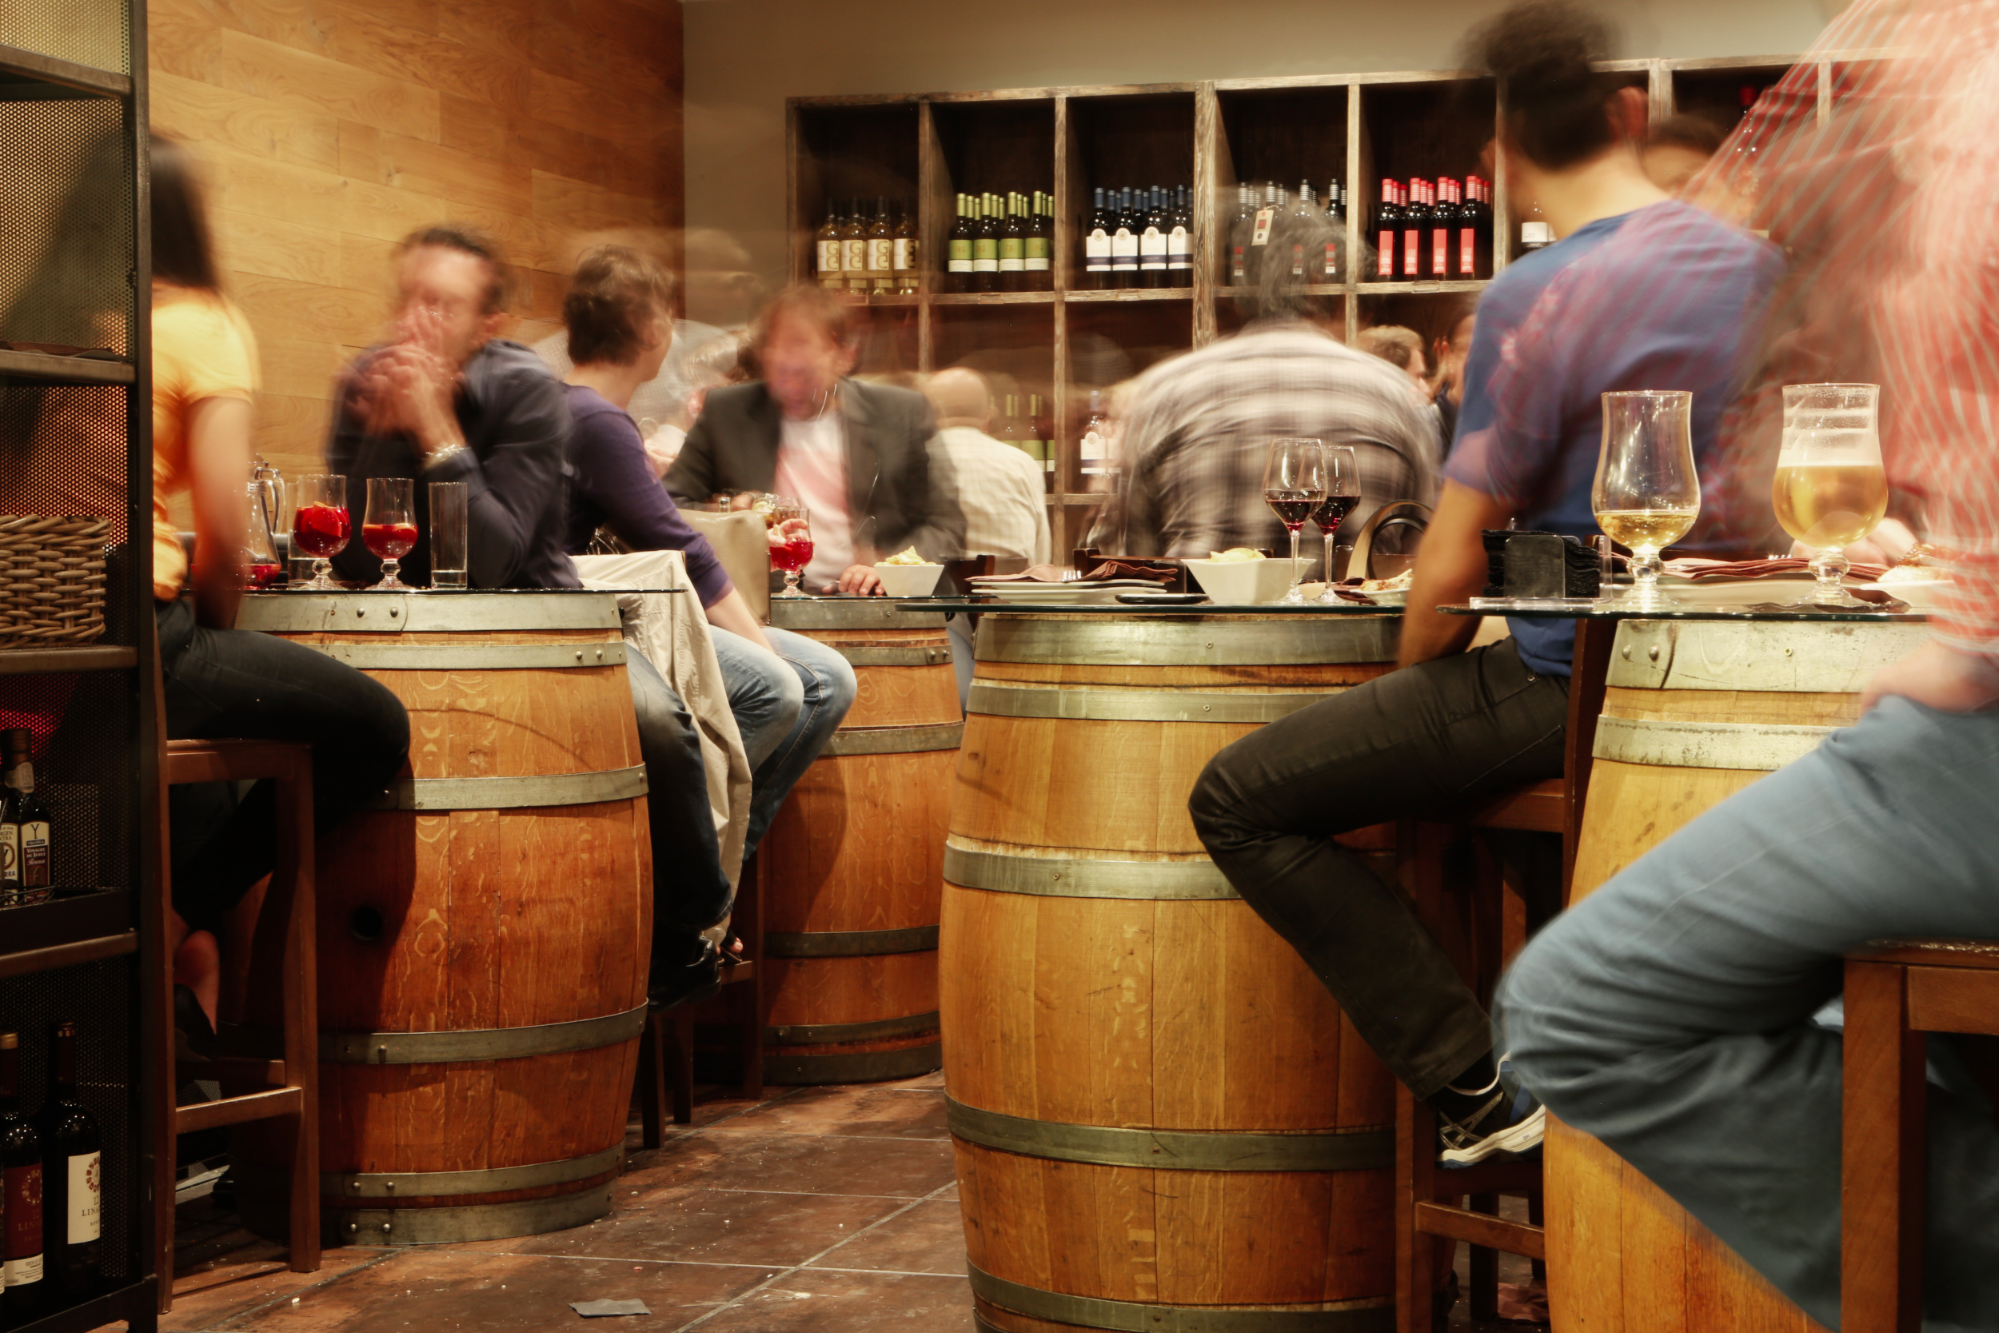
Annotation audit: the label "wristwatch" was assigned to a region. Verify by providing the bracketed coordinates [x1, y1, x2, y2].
[423, 440, 469, 470]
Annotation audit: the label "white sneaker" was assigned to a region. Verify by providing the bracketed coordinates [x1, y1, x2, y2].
[1439, 1103, 1546, 1167]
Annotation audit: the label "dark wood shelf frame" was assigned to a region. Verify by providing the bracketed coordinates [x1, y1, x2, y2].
[6, 1279, 162, 1333]
[0, 890, 139, 978]
[0, 646, 139, 676]
[0, 43, 132, 97]
[0, 350, 136, 384]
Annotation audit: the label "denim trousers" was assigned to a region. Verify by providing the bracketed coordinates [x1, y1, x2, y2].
[157, 598, 411, 931]
[1190, 637, 1570, 1097]
[1498, 696, 1999, 1332]
[710, 624, 857, 861]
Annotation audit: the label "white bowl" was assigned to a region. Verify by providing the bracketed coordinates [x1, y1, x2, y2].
[1185, 556, 1317, 605]
[873, 562, 944, 597]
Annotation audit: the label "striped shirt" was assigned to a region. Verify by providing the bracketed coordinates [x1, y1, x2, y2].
[1092, 321, 1442, 558]
[1698, 0, 1999, 658]
[933, 427, 1052, 565]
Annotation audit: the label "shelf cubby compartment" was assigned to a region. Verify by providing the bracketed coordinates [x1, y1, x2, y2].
[1669, 60, 1792, 131]
[1354, 75, 1498, 285]
[1060, 89, 1198, 294]
[790, 100, 921, 294]
[1212, 83, 1352, 290]
[922, 96, 1057, 299]
[932, 301, 1058, 498]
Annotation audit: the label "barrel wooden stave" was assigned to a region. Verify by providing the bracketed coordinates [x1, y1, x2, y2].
[945, 614, 1401, 1328]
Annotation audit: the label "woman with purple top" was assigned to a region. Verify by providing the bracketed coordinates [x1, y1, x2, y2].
[558, 245, 856, 864]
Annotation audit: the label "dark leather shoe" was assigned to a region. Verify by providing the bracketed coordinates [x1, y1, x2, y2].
[647, 937, 724, 1011]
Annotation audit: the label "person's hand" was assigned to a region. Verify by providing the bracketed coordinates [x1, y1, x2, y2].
[837, 563, 883, 596]
[642, 431, 678, 479]
[375, 343, 460, 460]
[1862, 639, 1999, 714]
[1789, 517, 1918, 567]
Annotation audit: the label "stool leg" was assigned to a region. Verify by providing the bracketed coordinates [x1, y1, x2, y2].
[275, 761, 319, 1273]
[637, 1014, 666, 1150]
[1843, 960, 1925, 1333]
[671, 1009, 696, 1125]
[1467, 1193, 1499, 1321]
[1397, 1083, 1436, 1333]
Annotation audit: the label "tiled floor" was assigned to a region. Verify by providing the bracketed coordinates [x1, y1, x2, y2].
[126, 1070, 1541, 1332]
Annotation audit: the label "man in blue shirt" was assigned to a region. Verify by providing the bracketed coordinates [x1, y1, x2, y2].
[1191, 2, 1783, 1167]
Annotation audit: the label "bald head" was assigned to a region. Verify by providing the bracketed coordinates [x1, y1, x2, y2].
[926, 367, 993, 430]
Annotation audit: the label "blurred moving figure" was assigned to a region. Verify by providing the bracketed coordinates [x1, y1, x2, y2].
[1640, 113, 1726, 193]
[1190, 0, 1783, 1172]
[1500, 5, 1999, 1325]
[147, 135, 408, 1033]
[1090, 204, 1440, 558]
[1430, 305, 1477, 450]
[1357, 325, 1431, 394]
[559, 245, 854, 865]
[922, 368, 1052, 567]
[668, 284, 965, 594]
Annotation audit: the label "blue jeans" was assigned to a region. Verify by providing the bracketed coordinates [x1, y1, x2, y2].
[626, 646, 733, 937]
[1497, 697, 1999, 1332]
[709, 625, 856, 860]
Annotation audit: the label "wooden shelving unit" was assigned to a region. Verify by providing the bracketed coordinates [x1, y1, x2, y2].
[790, 52, 1825, 554]
[0, 0, 163, 1326]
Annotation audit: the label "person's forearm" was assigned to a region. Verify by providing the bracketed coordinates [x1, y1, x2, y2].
[704, 589, 773, 653]
[1397, 555, 1486, 667]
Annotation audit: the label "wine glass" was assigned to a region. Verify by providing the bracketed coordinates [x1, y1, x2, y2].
[768, 502, 814, 599]
[1262, 438, 1328, 605]
[363, 476, 417, 590]
[291, 474, 352, 591]
[242, 482, 285, 590]
[1312, 445, 1361, 605]
[1773, 383, 1885, 607]
[1593, 392, 1699, 608]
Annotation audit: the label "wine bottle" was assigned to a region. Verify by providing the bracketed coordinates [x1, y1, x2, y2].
[35, 1024, 99, 1302]
[1228, 182, 1253, 287]
[1430, 179, 1454, 280]
[1167, 185, 1192, 288]
[947, 194, 973, 293]
[1375, 180, 1399, 280]
[840, 200, 869, 294]
[1247, 182, 1277, 287]
[1023, 392, 1050, 479]
[893, 204, 920, 294]
[1079, 390, 1110, 479]
[1320, 178, 1344, 282]
[1138, 186, 1168, 289]
[1, 1032, 42, 1319]
[3, 733, 49, 898]
[1110, 188, 1139, 288]
[996, 393, 1027, 457]
[867, 196, 895, 295]
[815, 202, 844, 290]
[1084, 187, 1112, 291]
[971, 194, 999, 293]
[1400, 179, 1425, 279]
[1287, 180, 1317, 283]
[1025, 191, 1052, 291]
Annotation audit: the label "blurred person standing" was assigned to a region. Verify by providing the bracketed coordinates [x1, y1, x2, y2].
[559, 245, 854, 864]
[1090, 205, 1439, 559]
[1499, 6, 1999, 1325]
[921, 367, 1051, 567]
[1430, 304, 1476, 450]
[1189, 0, 1784, 1171]
[146, 135, 409, 1034]
[1641, 113, 1726, 194]
[668, 284, 965, 594]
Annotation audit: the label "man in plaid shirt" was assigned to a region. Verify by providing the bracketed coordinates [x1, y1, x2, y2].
[1091, 205, 1441, 560]
[1500, 3, 1999, 1324]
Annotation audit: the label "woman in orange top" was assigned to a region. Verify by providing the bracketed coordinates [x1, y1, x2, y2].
[150, 136, 409, 1038]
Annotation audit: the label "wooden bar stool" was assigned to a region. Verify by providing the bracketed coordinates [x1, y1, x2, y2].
[1841, 937, 1999, 1333]
[151, 636, 319, 1306]
[1394, 619, 1613, 1333]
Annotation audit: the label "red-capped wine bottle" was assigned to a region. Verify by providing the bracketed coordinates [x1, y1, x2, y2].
[1, 1032, 43, 1319]
[1375, 180, 1400, 280]
[35, 1023, 99, 1302]
[1429, 179, 1454, 279]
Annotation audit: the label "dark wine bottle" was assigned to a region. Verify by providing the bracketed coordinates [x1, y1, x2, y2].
[1, 1032, 43, 1319]
[946, 194, 973, 293]
[1227, 181, 1253, 287]
[997, 191, 1026, 292]
[35, 1024, 99, 1302]
[1167, 185, 1192, 288]
[1429, 178, 1455, 280]
[1025, 190, 1052, 291]
[2, 731, 49, 900]
[1137, 186, 1167, 288]
[1400, 179, 1426, 279]
[1110, 187, 1139, 288]
[1375, 180, 1400, 280]
[1084, 187, 1112, 291]
[971, 193, 999, 293]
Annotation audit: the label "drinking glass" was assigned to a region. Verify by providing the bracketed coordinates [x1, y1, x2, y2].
[291, 474, 351, 590]
[1593, 392, 1699, 607]
[429, 481, 468, 589]
[1313, 445, 1361, 604]
[1262, 438, 1329, 605]
[1773, 383, 1886, 607]
[768, 502, 814, 599]
[242, 482, 285, 590]
[363, 476, 418, 590]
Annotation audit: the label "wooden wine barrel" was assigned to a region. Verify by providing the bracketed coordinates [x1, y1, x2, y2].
[944, 612, 1404, 1333]
[1551, 616, 1928, 1333]
[234, 590, 651, 1244]
[757, 598, 960, 1084]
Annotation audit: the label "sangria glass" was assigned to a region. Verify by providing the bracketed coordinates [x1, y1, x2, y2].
[291, 474, 351, 590]
[768, 502, 814, 599]
[364, 476, 418, 590]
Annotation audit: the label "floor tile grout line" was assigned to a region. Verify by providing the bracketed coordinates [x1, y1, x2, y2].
[190, 1247, 405, 1333]
[666, 1179, 961, 1332]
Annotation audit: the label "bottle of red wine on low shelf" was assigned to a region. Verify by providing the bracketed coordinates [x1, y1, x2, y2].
[1, 1031, 43, 1320]
[35, 1022, 100, 1304]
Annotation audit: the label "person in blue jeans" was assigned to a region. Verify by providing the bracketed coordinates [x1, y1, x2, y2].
[556, 244, 856, 867]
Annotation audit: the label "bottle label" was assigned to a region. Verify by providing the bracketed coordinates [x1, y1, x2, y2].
[816, 240, 841, 275]
[998, 238, 1024, 272]
[1168, 225, 1190, 260]
[1139, 226, 1167, 269]
[21, 821, 47, 888]
[1460, 228, 1476, 277]
[1251, 207, 1275, 247]
[1230, 246, 1246, 281]
[1378, 231, 1395, 278]
[1402, 230, 1420, 277]
[1111, 228, 1138, 261]
[972, 239, 998, 274]
[1024, 237, 1049, 271]
[1323, 241, 1340, 278]
[1081, 427, 1106, 474]
[6, 1162, 42, 1277]
[1433, 230, 1448, 277]
[1085, 229, 1110, 261]
[948, 239, 972, 273]
[843, 239, 866, 272]
[867, 239, 892, 273]
[67, 1153, 100, 1245]
[0, 824, 17, 885]
[892, 238, 912, 271]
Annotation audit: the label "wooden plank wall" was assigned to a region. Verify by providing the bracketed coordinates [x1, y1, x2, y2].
[148, 0, 684, 483]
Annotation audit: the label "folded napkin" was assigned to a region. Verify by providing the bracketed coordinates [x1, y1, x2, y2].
[970, 559, 1179, 586]
[1664, 557, 1889, 582]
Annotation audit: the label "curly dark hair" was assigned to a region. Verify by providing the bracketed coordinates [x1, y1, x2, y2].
[1465, 2, 1623, 171]
[563, 245, 676, 367]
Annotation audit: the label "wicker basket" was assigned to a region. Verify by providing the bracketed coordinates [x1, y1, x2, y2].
[0, 515, 110, 650]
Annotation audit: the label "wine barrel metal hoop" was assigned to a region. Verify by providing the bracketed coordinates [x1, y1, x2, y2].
[364, 764, 649, 811]
[763, 1042, 942, 1086]
[295, 642, 628, 671]
[326, 1145, 624, 1198]
[967, 1262, 1396, 1333]
[236, 591, 624, 633]
[764, 925, 940, 957]
[332, 1188, 612, 1246]
[820, 722, 963, 756]
[947, 1098, 1393, 1172]
[772, 600, 946, 631]
[975, 616, 1400, 667]
[944, 842, 1240, 901]
[968, 683, 1329, 725]
[321, 1003, 649, 1064]
[1590, 716, 1834, 772]
[766, 1011, 940, 1045]
[1605, 619, 1931, 692]
[828, 643, 955, 667]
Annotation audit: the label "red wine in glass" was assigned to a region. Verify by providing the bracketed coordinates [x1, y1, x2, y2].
[292, 503, 352, 558]
[246, 562, 285, 590]
[1312, 493, 1358, 534]
[1265, 490, 1317, 530]
[771, 538, 814, 573]
[363, 522, 419, 560]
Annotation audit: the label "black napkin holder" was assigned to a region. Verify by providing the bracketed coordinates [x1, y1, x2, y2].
[1482, 530, 1600, 600]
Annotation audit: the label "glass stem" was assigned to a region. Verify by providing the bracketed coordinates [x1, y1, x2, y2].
[1289, 527, 1302, 588]
[1815, 547, 1850, 601]
[1323, 532, 1335, 585]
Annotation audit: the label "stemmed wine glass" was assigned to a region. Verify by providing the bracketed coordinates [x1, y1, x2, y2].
[1772, 383, 1886, 607]
[291, 474, 352, 591]
[768, 500, 814, 599]
[1262, 438, 1328, 605]
[1592, 392, 1699, 608]
[1313, 445, 1361, 604]
[363, 476, 417, 590]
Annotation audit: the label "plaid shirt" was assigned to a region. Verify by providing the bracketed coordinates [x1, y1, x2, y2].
[1700, 0, 1999, 657]
[1093, 321, 1441, 558]
[933, 426, 1052, 564]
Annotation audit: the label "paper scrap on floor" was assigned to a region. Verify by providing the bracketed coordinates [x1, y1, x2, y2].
[571, 1299, 652, 1317]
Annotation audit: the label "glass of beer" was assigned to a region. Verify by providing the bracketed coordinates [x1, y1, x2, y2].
[1593, 391, 1699, 607]
[1773, 383, 1886, 607]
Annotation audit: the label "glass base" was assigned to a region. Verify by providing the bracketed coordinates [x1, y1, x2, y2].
[373, 560, 410, 591]
[300, 558, 340, 591]
[774, 571, 808, 598]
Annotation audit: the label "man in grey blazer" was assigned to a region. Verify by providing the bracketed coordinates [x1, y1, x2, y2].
[667, 284, 964, 594]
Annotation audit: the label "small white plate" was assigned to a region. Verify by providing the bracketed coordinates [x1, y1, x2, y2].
[1854, 579, 1950, 610]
